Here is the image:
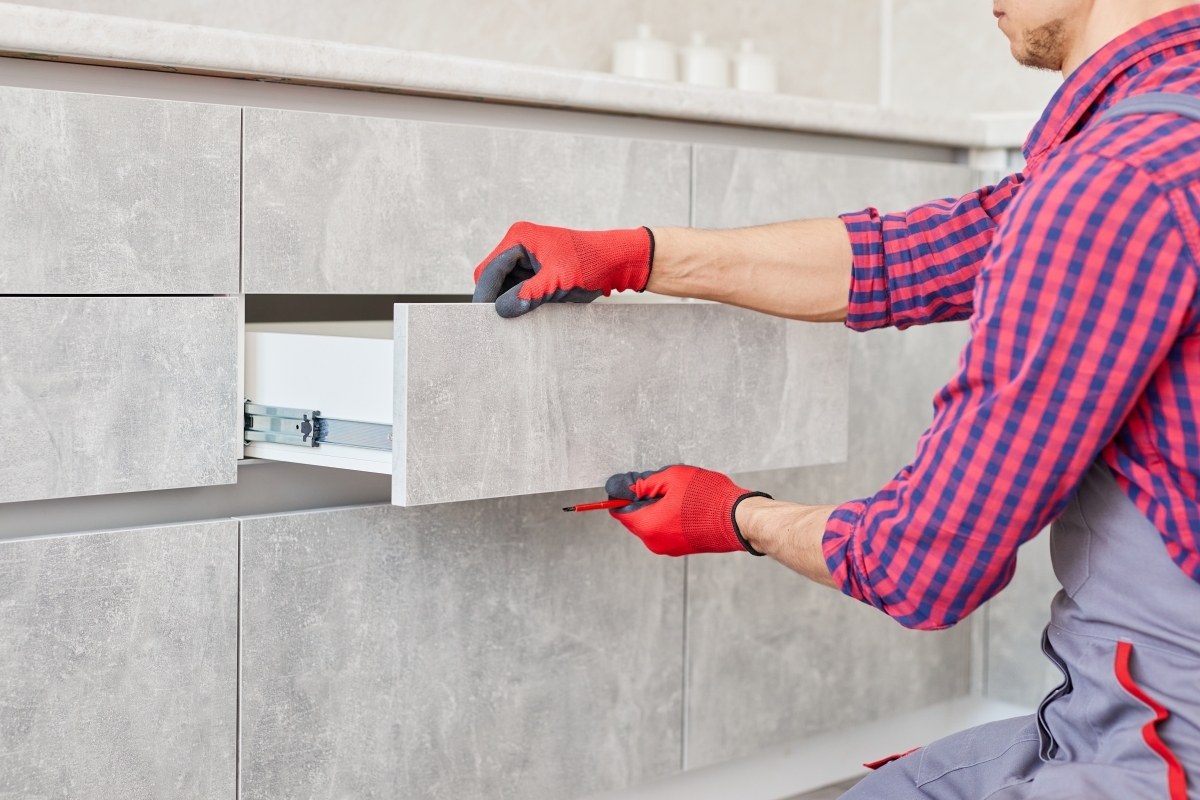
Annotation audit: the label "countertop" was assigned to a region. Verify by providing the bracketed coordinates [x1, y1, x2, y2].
[0, 2, 1039, 149]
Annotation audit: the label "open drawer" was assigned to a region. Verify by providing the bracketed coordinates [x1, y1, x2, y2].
[245, 303, 850, 506]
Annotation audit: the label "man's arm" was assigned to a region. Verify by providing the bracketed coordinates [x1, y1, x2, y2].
[473, 175, 1024, 327]
[646, 220, 853, 322]
[777, 156, 1195, 629]
[734, 496, 839, 588]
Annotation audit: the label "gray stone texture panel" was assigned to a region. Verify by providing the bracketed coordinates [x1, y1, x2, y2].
[394, 302, 849, 506]
[241, 108, 691, 293]
[687, 324, 974, 769]
[0, 520, 238, 799]
[693, 144, 978, 227]
[985, 532, 1063, 707]
[681, 148, 984, 768]
[239, 500, 683, 800]
[0, 87, 240, 294]
[0, 297, 239, 503]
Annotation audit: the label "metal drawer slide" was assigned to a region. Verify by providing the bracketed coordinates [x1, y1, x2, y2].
[244, 402, 392, 451]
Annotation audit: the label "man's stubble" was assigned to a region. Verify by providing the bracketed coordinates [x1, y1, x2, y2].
[1014, 18, 1069, 71]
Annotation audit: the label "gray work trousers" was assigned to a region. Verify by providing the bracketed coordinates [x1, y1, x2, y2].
[843, 461, 1200, 799]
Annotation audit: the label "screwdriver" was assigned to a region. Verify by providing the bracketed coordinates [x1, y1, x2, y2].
[562, 499, 632, 513]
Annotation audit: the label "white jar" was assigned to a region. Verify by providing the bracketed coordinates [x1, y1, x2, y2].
[612, 24, 677, 82]
[680, 32, 729, 88]
[734, 39, 778, 93]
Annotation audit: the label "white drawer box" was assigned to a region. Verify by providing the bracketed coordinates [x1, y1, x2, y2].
[245, 304, 850, 506]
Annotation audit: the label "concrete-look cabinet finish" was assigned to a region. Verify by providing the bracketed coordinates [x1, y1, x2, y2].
[693, 143, 978, 227]
[984, 532, 1063, 707]
[241, 108, 691, 294]
[394, 303, 849, 505]
[0, 520, 238, 799]
[0, 297, 239, 503]
[0, 87, 240, 294]
[686, 323, 975, 768]
[239, 501, 684, 800]
[678, 146, 982, 768]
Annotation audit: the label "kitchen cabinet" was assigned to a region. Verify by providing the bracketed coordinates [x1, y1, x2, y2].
[686, 145, 981, 767]
[693, 143, 979, 227]
[241, 109, 691, 294]
[244, 303, 849, 506]
[683, 324, 975, 768]
[0, 297, 239, 503]
[0, 519, 237, 798]
[239, 502, 682, 800]
[0, 87, 240, 294]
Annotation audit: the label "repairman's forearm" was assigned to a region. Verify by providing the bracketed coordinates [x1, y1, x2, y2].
[735, 496, 839, 589]
[646, 220, 853, 322]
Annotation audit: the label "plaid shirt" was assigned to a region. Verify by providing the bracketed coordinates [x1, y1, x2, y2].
[823, 8, 1200, 630]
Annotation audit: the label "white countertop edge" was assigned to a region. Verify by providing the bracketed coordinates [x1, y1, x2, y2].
[0, 2, 1037, 149]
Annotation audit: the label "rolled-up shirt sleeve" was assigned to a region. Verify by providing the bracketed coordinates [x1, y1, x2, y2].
[825, 155, 1199, 630]
[841, 173, 1024, 331]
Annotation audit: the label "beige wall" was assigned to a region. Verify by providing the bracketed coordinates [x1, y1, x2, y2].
[19, 0, 1060, 114]
[892, 0, 1061, 114]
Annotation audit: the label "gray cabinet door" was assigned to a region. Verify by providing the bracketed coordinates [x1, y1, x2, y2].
[693, 144, 979, 228]
[242, 109, 691, 293]
[394, 303, 848, 506]
[0, 520, 238, 799]
[0, 297, 239, 503]
[239, 502, 682, 800]
[686, 146, 980, 768]
[0, 87, 240, 294]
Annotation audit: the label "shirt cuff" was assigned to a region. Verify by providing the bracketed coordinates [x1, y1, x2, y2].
[822, 497, 885, 611]
[839, 208, 891, 332]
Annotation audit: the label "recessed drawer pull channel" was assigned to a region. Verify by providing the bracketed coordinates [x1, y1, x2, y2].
[244, 402, 393, 451]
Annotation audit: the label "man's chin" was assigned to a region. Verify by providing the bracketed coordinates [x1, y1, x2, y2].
[1011, 19, 1068, 71]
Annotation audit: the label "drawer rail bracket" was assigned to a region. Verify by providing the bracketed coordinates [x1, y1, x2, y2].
[244, 402, 393, 451]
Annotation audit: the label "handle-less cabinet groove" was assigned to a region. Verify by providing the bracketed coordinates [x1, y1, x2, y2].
[241, 109, 692, 294]
[245, 304, 850, 506]
[0, 297, 240, 504]
[693, 143, 980, 227]
[0, 87, 240, 294]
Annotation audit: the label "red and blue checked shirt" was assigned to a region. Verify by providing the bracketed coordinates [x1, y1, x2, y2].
[822, 7, 1200, 630]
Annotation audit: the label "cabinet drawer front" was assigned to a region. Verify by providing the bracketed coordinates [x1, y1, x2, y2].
[395, 303, 849, 506]
[0, 297, 239, 503]
[0, 88, 240, 294]
[240, 504, 681, 799]
[694, 144, 978, 228]
[242, 109, 691, 294]
[0, 520, 237, 797]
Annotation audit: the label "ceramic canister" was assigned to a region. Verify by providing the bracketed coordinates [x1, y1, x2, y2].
[612, 24, 677, 81]
[734, 39, 778, 93]
[680, 32, 729, 88]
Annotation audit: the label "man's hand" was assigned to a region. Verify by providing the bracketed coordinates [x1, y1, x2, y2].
[604, 465, 770, 557]
[472, 222, 653, 318]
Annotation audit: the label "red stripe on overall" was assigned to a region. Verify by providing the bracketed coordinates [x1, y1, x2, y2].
[1114, 641, 1190, 800]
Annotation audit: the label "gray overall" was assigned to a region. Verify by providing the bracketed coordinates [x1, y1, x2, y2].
[843, 93, 1200, 800]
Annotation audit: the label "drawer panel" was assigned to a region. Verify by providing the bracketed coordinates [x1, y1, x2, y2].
[0, 297, 239, 503]
[693, 144, 978, 228]
[395, 304, 848, 506]
[239, 503, 681, 799]
[241, 109, 691, 294]
[0, 520, 237, 797]
[245, 305, 849, 506]
[0, 87, 240, 294]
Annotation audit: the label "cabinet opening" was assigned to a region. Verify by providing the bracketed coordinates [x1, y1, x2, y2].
[245, 294, 469, 323]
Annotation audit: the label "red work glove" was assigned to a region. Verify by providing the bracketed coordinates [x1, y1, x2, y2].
[472, 222, 654, 318]
[605, 465, 771, 557]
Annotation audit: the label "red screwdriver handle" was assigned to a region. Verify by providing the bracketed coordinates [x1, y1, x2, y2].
[562, 499, 633, 513]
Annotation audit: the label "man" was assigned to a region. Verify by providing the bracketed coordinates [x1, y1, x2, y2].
[473, 1, 1200, 797]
